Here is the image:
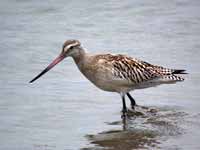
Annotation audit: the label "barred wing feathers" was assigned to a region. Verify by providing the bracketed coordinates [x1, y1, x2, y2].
[96, 54, 185, 84]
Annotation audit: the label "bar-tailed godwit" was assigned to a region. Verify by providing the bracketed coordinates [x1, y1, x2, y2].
[30, 40, 186, 118]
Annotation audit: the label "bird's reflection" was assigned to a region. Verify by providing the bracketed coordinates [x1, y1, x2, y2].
[82, 106, 187, 150]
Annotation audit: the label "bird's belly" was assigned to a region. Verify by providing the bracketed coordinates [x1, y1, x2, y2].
[91, 78, 132, 92]
[92, 79, 120, 92]
[83, 70, 134, 92]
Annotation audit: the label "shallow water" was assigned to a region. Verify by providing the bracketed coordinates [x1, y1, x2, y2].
[0, 0, 200, 150]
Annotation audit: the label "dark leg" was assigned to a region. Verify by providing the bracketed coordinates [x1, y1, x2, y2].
[126, 93, 136, 109]
[121, 93, 127, 118]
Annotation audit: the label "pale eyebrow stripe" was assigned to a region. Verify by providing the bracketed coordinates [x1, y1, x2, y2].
[66, 42, 79, 49]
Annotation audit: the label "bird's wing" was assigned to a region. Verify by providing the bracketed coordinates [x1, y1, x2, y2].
[134, 59, 185, 81]
[95, 54, 159, 84]
[95, 54, 184, 83]
[137, 60, 186, 75]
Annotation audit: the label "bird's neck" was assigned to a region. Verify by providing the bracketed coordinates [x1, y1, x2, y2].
[71, 47, 87, 67]
[72, 48, 94, 81]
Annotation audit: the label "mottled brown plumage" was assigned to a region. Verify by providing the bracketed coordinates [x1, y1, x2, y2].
[92, 54, 184, 85]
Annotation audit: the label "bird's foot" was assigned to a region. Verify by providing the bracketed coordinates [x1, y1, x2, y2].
[131, 105, 135, 110]
[121, 113, 126, 119]
[121, 109, 128, 119]
[131, 103, 138, 110]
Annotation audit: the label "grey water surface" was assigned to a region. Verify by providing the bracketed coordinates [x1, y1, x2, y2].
[0, 0, 200, 150]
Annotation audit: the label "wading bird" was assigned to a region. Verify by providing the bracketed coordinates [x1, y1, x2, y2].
[30, 40, 186, 118]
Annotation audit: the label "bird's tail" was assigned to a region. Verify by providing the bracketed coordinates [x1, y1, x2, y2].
[162, 69, 187, 82]
[160, 74, 185, 83]
[172, 69, 188, 74]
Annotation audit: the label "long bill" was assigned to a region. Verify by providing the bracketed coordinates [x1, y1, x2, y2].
[29, 54, 65, 83]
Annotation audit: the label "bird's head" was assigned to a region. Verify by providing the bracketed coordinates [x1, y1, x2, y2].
[62, 39, 81, 57]
[29, 39, 81, 83]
